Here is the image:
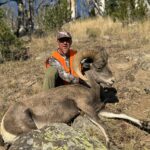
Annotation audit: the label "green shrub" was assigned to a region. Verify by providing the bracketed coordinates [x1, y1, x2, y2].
[43, 0, 71, 31]
[105, 0, 148, 23]
[0, 8, 26, 62]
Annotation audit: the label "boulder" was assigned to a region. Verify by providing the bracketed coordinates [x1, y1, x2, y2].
[9, 123, 106, 150]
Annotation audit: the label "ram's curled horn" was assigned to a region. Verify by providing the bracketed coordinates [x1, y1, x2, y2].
[73, 49, 102, 81]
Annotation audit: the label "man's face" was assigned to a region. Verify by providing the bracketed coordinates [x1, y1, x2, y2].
[58, 37, 72, 55]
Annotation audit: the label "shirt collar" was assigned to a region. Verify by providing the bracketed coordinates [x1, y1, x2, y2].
[57, 48, 69, 59]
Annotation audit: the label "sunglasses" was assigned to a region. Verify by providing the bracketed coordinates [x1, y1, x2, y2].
[58, 38, 71, 43]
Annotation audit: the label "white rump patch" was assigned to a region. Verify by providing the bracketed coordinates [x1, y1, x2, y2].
[0, 115, 18, 143]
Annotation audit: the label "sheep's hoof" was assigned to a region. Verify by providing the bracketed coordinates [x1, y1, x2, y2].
[141, 121, 150, 133]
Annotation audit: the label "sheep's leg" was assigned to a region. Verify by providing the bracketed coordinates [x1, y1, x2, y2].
[78, 102, 110, 149]
[87, 116, 110, 149]
[99, 111, 150, 132]
[141, 121, 150, 132]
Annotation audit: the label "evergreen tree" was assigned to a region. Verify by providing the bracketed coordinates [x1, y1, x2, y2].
[43, 0, 71, 31]
[105, 0, 148, 23]
[0, 8, 24, 62]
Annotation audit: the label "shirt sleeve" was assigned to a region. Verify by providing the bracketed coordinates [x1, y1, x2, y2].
[48, 57, 79, 83]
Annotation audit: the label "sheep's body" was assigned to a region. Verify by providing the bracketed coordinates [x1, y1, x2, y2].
[1, 84, 104, 143]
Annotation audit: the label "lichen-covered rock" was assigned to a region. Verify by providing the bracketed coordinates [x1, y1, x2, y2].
[9, 123, 106, 150]
[73, 115, 100, 132]
[72, 116, 107, 143]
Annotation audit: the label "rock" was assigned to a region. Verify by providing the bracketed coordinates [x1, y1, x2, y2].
[9, 123, 106, 150]
[72, 116, 120, 150]
[144, 88, 150, 94]
[141, 61, 150, 71]
[125, 73, 135, 82]
[72, 116, 100, 132]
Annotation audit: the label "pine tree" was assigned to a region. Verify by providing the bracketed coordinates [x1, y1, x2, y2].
[43, 0, 71, 31]
[0, 8, 24, 62]
[105, 0, 148, 23]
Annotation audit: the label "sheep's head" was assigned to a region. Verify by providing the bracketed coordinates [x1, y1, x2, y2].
[73, 47, 115, 87]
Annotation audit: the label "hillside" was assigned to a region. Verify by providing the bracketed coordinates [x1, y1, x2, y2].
[0, 17, 150, 149]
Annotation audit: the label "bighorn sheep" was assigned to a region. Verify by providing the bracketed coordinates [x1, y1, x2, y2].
[1, 48, 149, 148]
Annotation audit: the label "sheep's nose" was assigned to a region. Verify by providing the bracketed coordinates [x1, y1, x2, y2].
[111, 78, 115, 84]
[110, 77, 115, 85]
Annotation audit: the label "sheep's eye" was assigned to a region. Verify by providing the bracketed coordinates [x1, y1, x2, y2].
[93, 60, 106, 71]
[96, 67, 103, 72]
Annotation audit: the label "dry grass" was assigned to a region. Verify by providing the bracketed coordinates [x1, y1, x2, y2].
[63, 17, 121, 39]
[63, 17, 150, 40]
[63, 17, 150, 52]
[28, 17, 150, 56]
[30, 36, 56, 57]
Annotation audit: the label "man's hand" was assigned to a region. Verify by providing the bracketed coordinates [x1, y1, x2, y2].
[81, 58, 92, 69]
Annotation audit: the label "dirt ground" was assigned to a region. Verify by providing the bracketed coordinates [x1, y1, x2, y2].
[0, 33, 150, 149]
